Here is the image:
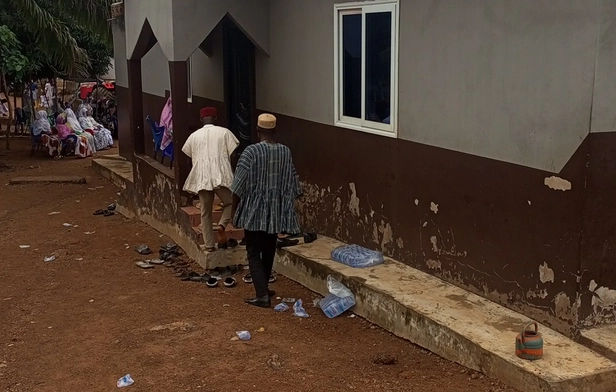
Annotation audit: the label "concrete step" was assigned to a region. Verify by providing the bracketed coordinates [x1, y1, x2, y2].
[579, 325, 616, 363]
[180, 206, 222, 227]
[274, 236, 616, 392]
[191, 225, 244, 245]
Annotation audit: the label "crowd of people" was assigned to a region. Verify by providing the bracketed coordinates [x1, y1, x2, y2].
[31, 99, 116, 159]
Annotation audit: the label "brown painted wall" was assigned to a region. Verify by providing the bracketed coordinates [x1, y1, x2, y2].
[117, 86, 132, 161]
[118, 88, 616, 336]
[271, 112, 589, 335]
[579, 133, 616, 327]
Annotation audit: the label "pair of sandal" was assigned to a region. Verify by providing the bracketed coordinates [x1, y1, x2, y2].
[242, 273, 277, 284]
[178, 270, 237, 288]
[93, 203, 116, 217]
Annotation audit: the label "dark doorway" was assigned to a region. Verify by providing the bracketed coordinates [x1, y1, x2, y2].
[223, 17, 256, 154]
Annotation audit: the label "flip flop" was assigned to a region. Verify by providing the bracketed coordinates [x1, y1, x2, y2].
[224, 277, 237, 288]
[103, 210, 115, 217]
[206, 277, 219, 287]
[205, 247, 216, 253]
[135, 261, 154, 269]
[93, 209, 105, 216]
[269, 273, 277, 283]
[277, 238, 299, 248]
[107, 203, 116, 211]
[149, 259, 165, 265]
[242, 274, 253, 284]
[180, 271, 201, 281]
[304, 232, 318, 244]
[239, 237, 246, 246]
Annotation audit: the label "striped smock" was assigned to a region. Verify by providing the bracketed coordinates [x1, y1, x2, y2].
[230, 141, 302, 234]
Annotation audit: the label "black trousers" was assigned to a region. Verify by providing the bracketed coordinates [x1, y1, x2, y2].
[245, 230, 278, 297]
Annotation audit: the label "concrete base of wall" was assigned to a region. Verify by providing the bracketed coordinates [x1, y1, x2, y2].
[275, 236, 616, 392]
[92, 158, 245, 269]
[579, 325, 616, 363]
[93, 156, 616, 392]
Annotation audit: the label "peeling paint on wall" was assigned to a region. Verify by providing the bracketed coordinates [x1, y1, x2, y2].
[396, 237, 404, 249]
[426, 259, 442, 270]
[539, 262, 555, 283]
[544, 176, 572, 191]
[378, 221, 393, 250]
[430, 202, 439, 214]
[554, 291, 575, 321]
[414, 199, 419, 206]
[348, 183, 360, 217]
[526, 289, 549, 299]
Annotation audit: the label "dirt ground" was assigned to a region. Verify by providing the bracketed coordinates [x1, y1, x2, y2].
[0, 138, 519, 392]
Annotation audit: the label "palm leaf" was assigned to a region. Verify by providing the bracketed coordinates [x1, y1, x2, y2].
[9, 0, 91, 76]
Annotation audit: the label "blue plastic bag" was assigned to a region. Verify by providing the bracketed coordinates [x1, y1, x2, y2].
[319, 275, 356, 318]
[293, 299, 309, 318]
[331, 244, 384, 268]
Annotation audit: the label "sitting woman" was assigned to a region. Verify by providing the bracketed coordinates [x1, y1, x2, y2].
[78, 105, 114, 151]
[65, 108, 97, 154]
[34, 110, 61, 158]
[55, 114, 93, 158]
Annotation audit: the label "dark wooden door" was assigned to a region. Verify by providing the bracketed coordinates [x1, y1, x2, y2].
[223, 17, 256, 154]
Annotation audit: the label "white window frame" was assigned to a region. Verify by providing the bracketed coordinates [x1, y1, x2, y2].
[334, 0, 399, 138]
[187, 55, 193, 103]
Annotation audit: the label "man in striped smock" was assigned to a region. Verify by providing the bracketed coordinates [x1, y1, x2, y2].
[231, 113, 302, 308]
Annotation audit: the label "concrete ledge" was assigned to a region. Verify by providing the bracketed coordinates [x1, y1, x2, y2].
[92, 158, 133, 189]
[9, 175, 86, 185]
[92, 158, 245, 270]
[579, 325, 616, 363]
[275, 236, 616, 392]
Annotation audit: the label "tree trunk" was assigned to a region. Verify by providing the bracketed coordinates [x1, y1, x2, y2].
[1, 73, 13, 150]
[13, 88, 17, 134]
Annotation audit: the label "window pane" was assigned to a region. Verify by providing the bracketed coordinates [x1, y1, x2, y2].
[365, 12, 391, 124]
[342, 13, 361, 119]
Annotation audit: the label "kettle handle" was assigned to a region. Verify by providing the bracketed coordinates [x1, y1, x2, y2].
[521, 322, 538, 344]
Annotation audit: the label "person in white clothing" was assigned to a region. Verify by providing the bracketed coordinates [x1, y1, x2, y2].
[182, 106, 239, 252]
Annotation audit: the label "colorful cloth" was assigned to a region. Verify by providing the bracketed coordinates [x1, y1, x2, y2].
[40, 134, 60, 157]
[32, 110, 50, 136]
[182, 124, 239, 193]
[79, 106, 113, 151]
[230, 142, 302, 234]
[160, 97, 173, 150]
[55, 115, 72, 139]
[66, 108, 96, 154]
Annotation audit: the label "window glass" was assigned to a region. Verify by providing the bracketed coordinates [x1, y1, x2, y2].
[342, 14, 362, 119]
[365, 12, 391, 124]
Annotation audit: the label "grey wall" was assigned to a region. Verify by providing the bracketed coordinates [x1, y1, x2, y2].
[120, 0, 616, 172]
[142, 43, 171, 97]
[112, 21, 128, 88]
[258, 0, 614, 172]
[400, 0, 599, 172]
[171, 0, 270, 61]
[125, 0, 174, 60]
[191, 24, 224, 102]
[591, 0, 616, 134]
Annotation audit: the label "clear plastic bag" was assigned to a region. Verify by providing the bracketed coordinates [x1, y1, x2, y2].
[320, 275, 356, 318]
[327, 275, 353, 298]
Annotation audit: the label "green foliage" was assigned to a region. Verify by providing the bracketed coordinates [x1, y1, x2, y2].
[0, 26, 32, 81]
[0, 0, 112, 79]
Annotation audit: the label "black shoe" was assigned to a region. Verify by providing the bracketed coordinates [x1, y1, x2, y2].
[244, 295, 271, 308]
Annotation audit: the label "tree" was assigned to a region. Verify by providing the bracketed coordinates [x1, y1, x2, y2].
[0, 26, 32, 149]
[0, 0, 112, 149]
[3, 0, 111, 77]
